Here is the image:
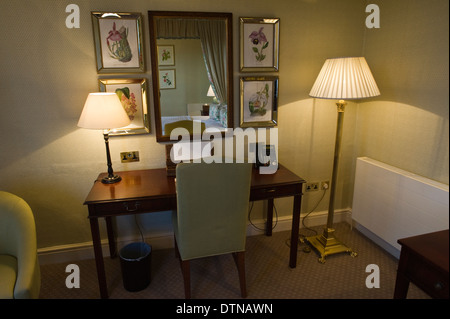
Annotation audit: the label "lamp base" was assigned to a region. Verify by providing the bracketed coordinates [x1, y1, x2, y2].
[305, 227, 357, 263]
[101, 175, 122, 184]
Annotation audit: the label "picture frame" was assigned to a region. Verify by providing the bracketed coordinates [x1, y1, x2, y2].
[240, 17, 280, 72]
[159, 69, 176, 89]
[99, 78, 150, 136]
[157, 45, 175, 66]
[92, 12, 145, 73]
[240, 76, 278, 128]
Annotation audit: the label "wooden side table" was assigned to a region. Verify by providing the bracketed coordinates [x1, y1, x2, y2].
[394, 229, 449, 299]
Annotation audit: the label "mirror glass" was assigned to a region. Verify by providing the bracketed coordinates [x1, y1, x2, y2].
[148, 11, 233, 142]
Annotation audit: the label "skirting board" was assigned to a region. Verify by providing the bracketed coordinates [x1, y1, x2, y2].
[353, 222, 401, 259]
[38, 209, 352, 265]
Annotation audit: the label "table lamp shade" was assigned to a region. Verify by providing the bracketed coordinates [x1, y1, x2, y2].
[309, 57, 380, 100]
[78, 93, 131, 130]
[207, 85, 215, 97]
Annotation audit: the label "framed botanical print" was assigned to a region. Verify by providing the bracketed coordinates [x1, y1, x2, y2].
[240, 76, 278, 128]
[159, 69, 176, 89]
[240, 18, 280, 72]
[157, 45, 175, 66]
[99, 78, 150, 135]
[92, 12, 145, 73]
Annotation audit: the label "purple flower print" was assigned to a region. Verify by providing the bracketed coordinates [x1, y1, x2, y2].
[249, 27, 267, 45]
[248, 27, 269, 62]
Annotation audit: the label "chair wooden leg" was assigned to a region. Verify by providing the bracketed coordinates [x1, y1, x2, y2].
[174, 235, 180, 259]
[233, 251, 247, 298]
[180, 260, 191, 299]
[174, 236, 191, 298]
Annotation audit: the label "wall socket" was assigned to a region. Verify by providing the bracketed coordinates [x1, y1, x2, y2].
[120, 151, 140, 163]
[305, 181, 330, 192]
[305, 182, 319, 192]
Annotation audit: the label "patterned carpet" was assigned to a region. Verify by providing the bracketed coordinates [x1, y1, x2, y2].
[39, 223, 429, 300]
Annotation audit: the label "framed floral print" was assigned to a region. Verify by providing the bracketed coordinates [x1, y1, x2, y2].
[92, 12, 145, 73]
[157, 45, 175, 66]
[159, 69, 176, 89]
[240, 18, 280, 72]
[240, 76, 278, 128]
[99, 78, 150, 136]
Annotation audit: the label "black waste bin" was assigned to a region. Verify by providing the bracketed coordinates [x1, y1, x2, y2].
[119, 242, 152, 292]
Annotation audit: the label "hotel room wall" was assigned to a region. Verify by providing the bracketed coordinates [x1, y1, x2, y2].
[0, 0, 368, 249]
[354, 0, 449, 198]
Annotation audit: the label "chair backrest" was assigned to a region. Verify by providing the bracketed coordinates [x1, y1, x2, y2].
[174, 162, 252, 260]
[164, 120, 206, 136]
[0, 191, 40, 299]
[0, 191, 37, 257]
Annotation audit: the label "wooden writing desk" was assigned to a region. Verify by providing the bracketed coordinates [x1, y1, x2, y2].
[394, 229, 449, 299]
[84, 164, 305, 298]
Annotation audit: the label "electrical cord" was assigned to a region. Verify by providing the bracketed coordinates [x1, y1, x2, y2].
[134, 214, 145, 243]
[248, 201, 279, 232]
[284, 186, 328, 251]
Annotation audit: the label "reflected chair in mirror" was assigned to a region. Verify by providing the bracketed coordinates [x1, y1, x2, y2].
[164, 119, 206, 137]
[0, 191, 40, 299]
[172, 162, 252, 298]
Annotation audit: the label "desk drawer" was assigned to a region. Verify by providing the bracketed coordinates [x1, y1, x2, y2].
[250, 184, 301, 201]
[404, 253, 449, 299]
[89, 198, 176, 217]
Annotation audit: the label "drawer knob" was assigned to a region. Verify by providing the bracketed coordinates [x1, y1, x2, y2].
[266, 189, 276, 193]
[123, 202, 140, 212]
[434, 282, 444, 290]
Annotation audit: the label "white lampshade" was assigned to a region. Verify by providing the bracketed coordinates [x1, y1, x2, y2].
[309, 57, 380, 100]
[78, 92, 131, 130]
[207, 85, 215, 97]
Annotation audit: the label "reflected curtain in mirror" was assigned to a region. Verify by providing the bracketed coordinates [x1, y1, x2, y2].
[156, 18, 227, 105]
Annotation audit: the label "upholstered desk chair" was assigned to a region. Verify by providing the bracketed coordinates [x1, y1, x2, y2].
[173, 162, 252, 299]
[0, 191, 40, 299]
[164, 120, 206, 136]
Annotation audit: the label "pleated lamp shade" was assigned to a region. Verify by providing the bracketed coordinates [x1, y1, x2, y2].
[309, 57, 380, 100]
[78, 93, 131, 130]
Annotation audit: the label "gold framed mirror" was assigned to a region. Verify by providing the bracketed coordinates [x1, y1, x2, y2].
[148, 11, 233, 142]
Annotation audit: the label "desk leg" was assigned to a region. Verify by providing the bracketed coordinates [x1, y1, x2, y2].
[265, 198, 274, 236]
[105, 217, 117, 258]
[393, 249, 410, 299]
[89, 217, 109, 299]
[393, 272, 410, 299]
[289, 194, 302, 268]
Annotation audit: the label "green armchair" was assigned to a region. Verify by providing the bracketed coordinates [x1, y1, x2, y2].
[0, 191, 40, 299]
[172, 162, 252, 298]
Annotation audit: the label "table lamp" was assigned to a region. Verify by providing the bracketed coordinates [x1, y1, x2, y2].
[306, 57, 380, 263]
[207, 84, 218, 104]
[78, 92, 131, 184]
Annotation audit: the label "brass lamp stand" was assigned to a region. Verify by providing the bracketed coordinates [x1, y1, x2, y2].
[305, 57, 380, 263]
[304, 100, 357, 263]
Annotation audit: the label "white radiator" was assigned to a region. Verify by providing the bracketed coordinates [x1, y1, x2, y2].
[352, 157, 449, 258]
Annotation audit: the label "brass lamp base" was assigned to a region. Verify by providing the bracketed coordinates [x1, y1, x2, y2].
[305, 227, 357, 263]
[101, 175, 122, 184]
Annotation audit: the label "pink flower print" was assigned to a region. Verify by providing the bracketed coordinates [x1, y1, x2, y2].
[107, 22, 122, 45]
[106, 22, 132, 62]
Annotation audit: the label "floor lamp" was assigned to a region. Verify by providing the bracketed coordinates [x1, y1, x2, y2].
[78, 92, 131, 184]
[305, 57, 380, 263]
